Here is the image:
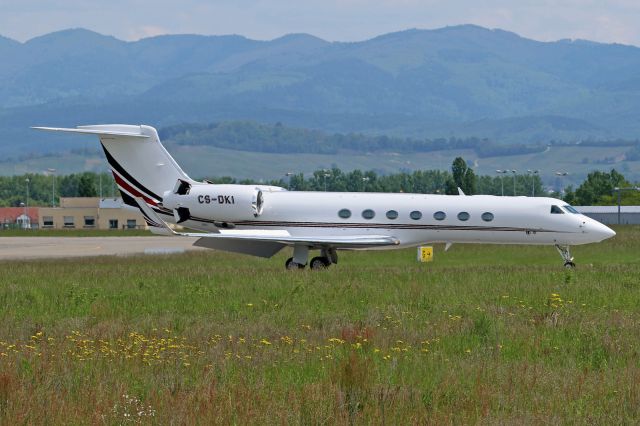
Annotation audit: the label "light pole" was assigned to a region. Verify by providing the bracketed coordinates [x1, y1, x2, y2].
[284, 172, 293, 191]
[511, 170, 517, 196]
[495, 170, 508, 196]
[613, 186, 640, 224]
[527, 169, 539, 197]
[25, 177, 30, 228]
[362, 177, 369, 192]
[323, 170, 331, 192]
[555, 171, 568, 195]
[47, 168, 56, 207]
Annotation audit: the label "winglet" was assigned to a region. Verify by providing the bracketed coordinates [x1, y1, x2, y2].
[133, 197, 176, 236]
[457, 187, 466, 196]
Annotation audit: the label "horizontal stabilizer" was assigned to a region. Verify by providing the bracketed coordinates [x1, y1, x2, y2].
[32, 126, 149, 139]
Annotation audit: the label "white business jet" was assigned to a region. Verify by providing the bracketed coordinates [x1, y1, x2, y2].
[34, 125, 615, 269]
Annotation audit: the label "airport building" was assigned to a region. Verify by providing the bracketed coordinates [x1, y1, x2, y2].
[38, 197, 147, 230]
[0, 207, 38, 229]
[576, 206, 640, 225]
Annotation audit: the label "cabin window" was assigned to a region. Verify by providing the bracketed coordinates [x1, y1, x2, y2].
[550, 205, 564, 214]
[563, 205, 580, 214]
[362, 209, 375, 220]
[410, 211, 422, 220]
[386, 210, 398, 220]
[338, 209, 351, 219]
[433, 211, 446, 221]
[481, 212, 494, 222]
[457, 212, 470, 221]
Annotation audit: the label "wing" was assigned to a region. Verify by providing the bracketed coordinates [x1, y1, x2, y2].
[134, 198, 399, 258]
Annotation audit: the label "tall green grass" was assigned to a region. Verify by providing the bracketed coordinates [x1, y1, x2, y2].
[0, 227, 638, 424]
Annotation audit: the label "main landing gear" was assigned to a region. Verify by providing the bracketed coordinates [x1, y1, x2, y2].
[285, 246, 337, 270]
[555, 244, 575, 269]
[285, 257, 305, 270]
[309, 256, 331, 270]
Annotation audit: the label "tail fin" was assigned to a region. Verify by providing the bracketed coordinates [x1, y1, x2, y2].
[33, 124, 192, 209]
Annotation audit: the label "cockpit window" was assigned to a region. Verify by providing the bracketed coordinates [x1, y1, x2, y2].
[550, 205, 564, 214]
[563, 205, 580, 214]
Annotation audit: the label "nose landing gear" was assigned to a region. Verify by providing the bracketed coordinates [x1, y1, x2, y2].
[555, 244, 575, 268]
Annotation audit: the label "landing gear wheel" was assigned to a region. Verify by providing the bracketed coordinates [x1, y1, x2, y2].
[555, 245, 576, 269]
[285, 257, 305, 270]
[310, 256, 331, 270]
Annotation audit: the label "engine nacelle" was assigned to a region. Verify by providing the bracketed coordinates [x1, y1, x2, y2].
[163, 183, 265, 223]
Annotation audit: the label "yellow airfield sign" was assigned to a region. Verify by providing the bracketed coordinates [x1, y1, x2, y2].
[417, 246, 433, 262]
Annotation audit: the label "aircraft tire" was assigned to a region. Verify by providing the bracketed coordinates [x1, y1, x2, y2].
[310, 256, 331, 270]
[285, 257, 305, 270]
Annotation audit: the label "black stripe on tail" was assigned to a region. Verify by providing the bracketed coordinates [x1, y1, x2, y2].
[100, 143, 163, 202]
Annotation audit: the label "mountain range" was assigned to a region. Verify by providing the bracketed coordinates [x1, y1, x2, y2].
[1, 25, 640, 156]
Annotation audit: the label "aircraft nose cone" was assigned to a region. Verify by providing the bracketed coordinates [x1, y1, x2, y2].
[604, 225, 616, 239]
[591, 221, 616, 241]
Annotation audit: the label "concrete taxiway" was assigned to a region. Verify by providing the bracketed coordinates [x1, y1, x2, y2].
[0, 237, 206, 260]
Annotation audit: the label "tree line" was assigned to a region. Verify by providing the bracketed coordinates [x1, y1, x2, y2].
[161, 121, 548, 158]
[0, 172, 116, 207]
[207, 159, 639, 205]
[1, 158, 637, 208]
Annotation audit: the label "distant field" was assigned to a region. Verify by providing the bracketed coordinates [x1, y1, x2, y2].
[2, 143, 637, 186]
[174, 144, 636, 186]
[0, 227, 639, 423]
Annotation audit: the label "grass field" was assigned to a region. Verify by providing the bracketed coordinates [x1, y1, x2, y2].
[1, 227, 639, 424]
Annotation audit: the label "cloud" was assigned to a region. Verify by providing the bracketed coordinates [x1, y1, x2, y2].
[126, 26, 170, 41]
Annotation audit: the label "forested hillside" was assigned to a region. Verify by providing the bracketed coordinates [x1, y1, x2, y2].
[2, 25, 640, 156]
[159, 121, 549, 157]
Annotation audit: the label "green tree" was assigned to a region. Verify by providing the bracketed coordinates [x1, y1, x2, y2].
[445, 157, 476, 195]
[77, 173, 98, 197]
[562, 185, 577, 204]
[574, 169, 627, 205]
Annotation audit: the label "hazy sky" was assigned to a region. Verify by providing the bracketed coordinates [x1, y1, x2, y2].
[2, 0, 640, 46]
